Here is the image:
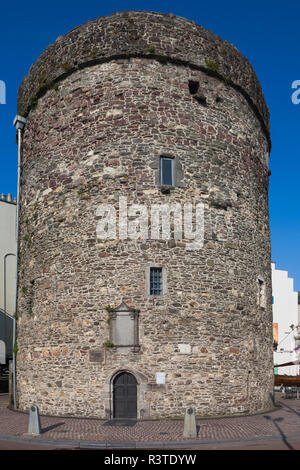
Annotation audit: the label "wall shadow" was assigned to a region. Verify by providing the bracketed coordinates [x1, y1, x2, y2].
[41, 422, 65, 434]
[264, 392, 299, 450]
[263, 415, 294, 450]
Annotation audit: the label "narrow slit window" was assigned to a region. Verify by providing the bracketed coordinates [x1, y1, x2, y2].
[258, 277, 266, 308]
[150, 267, 162, 296]
[188, 80, 199, 95]
[160, 157, 174, 186]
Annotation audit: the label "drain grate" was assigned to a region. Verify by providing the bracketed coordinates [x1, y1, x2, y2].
[102, 420, 137, 427]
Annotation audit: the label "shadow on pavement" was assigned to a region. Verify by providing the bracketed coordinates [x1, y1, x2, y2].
[263, 415, 294, 450]
[41, 422, 65, 434]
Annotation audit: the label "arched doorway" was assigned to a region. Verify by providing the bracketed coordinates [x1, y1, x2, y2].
[113, 372, 137, 419]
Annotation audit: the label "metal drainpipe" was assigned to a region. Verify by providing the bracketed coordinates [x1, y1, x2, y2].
[3, 253, 16, 350]
[12, 115, 26, 410]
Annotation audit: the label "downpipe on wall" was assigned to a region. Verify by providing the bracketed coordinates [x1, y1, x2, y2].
[11, 115, 26, 409]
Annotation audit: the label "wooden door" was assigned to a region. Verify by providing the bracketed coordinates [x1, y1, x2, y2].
[113, 372, 137, 419]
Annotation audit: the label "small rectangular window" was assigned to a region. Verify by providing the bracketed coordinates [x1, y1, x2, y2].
[150, 267, 162, 295]
[160, 157, 174, 186]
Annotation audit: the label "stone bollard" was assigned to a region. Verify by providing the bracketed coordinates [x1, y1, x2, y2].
[28, 405, 41, 435]
[183, 406, 197, 438]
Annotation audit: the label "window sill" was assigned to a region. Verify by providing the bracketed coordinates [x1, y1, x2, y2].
[147, 294, 167, 301]
[110, 345, 141, 353]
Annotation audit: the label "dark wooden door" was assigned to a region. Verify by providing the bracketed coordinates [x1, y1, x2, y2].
[113, 372, 137, 419]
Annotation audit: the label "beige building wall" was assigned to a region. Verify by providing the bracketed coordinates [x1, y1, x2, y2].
[0, 194, 17, 361]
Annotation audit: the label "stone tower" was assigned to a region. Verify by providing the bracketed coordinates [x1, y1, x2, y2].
[16, 11, 273, 419]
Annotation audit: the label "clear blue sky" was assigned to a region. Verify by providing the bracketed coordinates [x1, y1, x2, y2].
[0, 0, 299, 290]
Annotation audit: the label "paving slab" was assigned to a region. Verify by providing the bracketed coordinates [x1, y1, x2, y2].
[0, 393, 299, 449]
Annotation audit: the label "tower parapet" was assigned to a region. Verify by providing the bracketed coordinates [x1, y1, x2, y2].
[18, 11, 270, 148]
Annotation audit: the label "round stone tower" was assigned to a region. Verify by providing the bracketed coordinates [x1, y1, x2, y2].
[16, 11, 273, 419]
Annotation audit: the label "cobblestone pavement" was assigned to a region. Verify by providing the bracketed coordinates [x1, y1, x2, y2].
[0, 393, 299, 449]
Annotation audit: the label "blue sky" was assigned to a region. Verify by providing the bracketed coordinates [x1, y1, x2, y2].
[0, 0, 299, 290]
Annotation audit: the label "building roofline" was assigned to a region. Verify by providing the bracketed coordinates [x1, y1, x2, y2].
[0, 200, 17, 206]
[0, 197, 17, 206]
[272, 262, 299, 293]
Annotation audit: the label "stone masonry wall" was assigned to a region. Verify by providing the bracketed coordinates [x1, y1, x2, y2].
[15, 12, 274, 419]
[17, 11, 270, 149]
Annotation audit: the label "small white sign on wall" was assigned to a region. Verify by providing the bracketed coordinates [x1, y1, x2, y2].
[156, 372, 166, 385]
[178, 343, 191, 354]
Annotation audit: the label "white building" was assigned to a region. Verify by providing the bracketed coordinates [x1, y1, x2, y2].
[272, 262, 299, 376]
[0, 193, 17, 365]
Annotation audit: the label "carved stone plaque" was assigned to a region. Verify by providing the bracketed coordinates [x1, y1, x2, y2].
[89, 349, 104, 363]
[108, 302, 140, 350]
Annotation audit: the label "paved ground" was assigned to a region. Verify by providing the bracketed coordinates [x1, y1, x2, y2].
[0, 393, 299, 450]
